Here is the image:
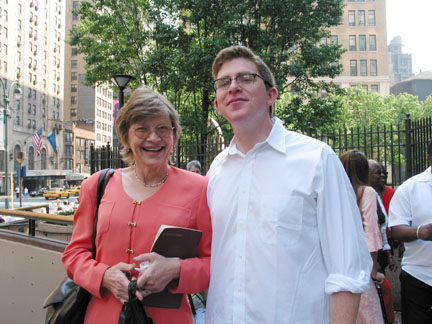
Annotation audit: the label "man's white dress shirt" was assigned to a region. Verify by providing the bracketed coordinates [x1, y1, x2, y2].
[206, 118, 372, 324]
[389, 166, 432, 286]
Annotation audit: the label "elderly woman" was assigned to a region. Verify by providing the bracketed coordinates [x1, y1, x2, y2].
[62, 86, 211, 324]
[340, 150, 385, 324]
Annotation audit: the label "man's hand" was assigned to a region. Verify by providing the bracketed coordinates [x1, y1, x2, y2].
[134, 253, 180, 297]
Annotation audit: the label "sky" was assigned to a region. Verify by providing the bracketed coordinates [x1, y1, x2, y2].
[386, 0, 432, 74]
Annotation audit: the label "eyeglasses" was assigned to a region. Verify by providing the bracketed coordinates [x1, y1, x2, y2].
[130, 125, 174, 139]
[213, 72, 271, 91]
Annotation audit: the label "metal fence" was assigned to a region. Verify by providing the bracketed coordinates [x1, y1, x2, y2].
[91, 115, 432, 187]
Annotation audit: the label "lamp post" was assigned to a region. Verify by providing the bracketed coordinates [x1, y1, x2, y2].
[111, 75, 135, 147]
[111, 75, 135, 109]
[0, 80, 23, 209]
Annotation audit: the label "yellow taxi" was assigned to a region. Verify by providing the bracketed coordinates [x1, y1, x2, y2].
[67, 186, 80, 196]
[43, 188, 70, 199]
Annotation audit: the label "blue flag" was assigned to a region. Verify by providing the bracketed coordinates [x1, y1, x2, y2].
[48, 130, 57, 153]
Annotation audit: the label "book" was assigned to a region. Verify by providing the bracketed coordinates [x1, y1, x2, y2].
[141, 225, 203, 309]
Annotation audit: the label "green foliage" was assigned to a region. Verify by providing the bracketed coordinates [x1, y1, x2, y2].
[70, 0, 347, 143]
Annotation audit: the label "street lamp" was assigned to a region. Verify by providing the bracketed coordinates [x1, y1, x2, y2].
[0, 80, 23, 209]
[111, 75, 135, 109]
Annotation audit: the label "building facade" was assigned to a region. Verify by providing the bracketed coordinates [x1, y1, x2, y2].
[328, 0, 390, 94]
[391, 71, 432, 102]
[388, 36, 414, 86]
[0, 0, 68, 191]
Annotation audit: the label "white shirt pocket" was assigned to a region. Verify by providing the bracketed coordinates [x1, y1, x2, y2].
[259, 194, 303, 246]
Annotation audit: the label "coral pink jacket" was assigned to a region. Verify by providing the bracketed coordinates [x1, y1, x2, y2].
[62, 167, 211, 324]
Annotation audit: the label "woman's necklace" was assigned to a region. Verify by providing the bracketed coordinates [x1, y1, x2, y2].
[134, 168, 168, 187]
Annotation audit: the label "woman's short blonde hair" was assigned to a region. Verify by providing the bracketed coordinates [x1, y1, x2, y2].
[115, 86, 181, 165]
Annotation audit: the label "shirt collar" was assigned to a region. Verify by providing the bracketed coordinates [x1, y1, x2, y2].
[227, 117, 286, 156]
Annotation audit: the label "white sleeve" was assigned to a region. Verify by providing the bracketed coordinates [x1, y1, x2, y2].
[316, 149, 372, 295]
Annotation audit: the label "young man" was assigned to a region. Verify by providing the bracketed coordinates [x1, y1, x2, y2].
[389, 139, 432, 324]
[206, 46, 372, 324]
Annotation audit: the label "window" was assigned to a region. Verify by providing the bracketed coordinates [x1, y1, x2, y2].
[362, 85, 368, 91]
[371, 84, 379, 92]
[71, 72, 77, 80]
[369, 35, 376, 51]
[2, 43, 6, 55]
[4, 27, 7, 38]
[350, 60, 358, 76]
[368, 10, 376, 26]
[349, 35, 356, 51]
[3, 61, 7, 72]
[358, 10, 365, 26]
[71, 96, 77, 104]
[330, 35, 338, 45]
[73, 1, 80, 9]
[71, 60, 77, 68]
[71, 84, 77, 92]
[71, 48, 78, 55]
[360, 60, 367, 76]
[370, 60, 377, 76]
[348, 10, 355, 26]
[359, 35, 366, 51]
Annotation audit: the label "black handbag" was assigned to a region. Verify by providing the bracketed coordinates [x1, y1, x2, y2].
[42, 168, 115, 324]
[118, 281, 153, 324]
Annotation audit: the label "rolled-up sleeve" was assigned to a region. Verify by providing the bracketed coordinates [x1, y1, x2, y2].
[316, 151, 372, 295]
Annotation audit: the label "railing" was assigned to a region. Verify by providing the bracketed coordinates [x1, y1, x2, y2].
[91, 115, 432, 186]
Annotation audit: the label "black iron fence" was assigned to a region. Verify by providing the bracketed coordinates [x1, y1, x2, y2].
[91, 115, 432, 187]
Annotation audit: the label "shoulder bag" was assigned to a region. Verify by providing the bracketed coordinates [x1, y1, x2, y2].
[42, 168, 115, 324]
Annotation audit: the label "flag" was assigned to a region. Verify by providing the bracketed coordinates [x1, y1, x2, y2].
[48, 130, 57, 153]
[32, 128, 43, 155]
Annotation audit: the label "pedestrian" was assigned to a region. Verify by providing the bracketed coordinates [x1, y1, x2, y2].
[15, 186, 19, 199]
[389, 138, 432, 324]
[186, 160, 202, 174]
[205, 45, 372, 324]
[24, 187, 29, 198]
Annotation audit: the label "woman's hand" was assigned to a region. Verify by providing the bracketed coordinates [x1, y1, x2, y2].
[372, 271, 385, 285]
[134, 253, 181, 299]
[101, 262, 135, 304]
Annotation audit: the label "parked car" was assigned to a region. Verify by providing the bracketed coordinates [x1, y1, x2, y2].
[43, 188, 70, 199]
[30, 187, 48, 197]
[67, 186, 80, 196]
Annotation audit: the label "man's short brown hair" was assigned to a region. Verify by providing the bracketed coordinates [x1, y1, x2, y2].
[212, 46, 276, 90]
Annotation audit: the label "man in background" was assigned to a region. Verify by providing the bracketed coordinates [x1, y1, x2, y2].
[389, 139, 432, 324]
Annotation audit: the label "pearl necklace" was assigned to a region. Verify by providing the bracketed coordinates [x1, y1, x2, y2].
[134, 168, 168, 187]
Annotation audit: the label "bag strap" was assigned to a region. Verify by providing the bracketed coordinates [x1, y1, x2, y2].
[91, 168, 115, 259]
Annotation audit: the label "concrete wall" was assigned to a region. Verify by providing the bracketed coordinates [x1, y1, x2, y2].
[0, 235, 66, 324]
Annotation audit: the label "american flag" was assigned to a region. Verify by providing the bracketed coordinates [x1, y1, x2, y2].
[32, 128, 43, 155]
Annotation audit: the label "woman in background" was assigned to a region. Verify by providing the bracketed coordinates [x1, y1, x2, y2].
[340, 150, 385, 324]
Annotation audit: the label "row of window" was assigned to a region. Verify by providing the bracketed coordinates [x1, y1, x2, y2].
[97, 109, 112, 120]
[351, 84, 380, 92]
[349, 34, 376, 51]
[348, 10, 375, 27]
[96, 133, 112, 144]
[350, 59, 378, 76]
[96, 121, 112, 132]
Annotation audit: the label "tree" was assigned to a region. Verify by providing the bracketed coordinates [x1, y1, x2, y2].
[71, 0, 346, 164]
